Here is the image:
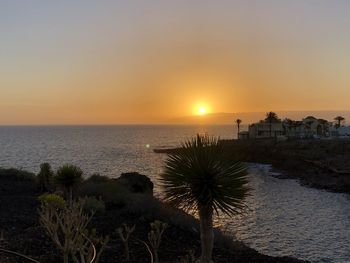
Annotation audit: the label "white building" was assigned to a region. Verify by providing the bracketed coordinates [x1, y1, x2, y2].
[283, 116, 331, 138]
[246, 115, 335, 139]
[248, 121, 284, 139]
[330, 126, 350, 137]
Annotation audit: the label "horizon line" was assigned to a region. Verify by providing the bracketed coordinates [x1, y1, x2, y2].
[1, 110, 350, 126]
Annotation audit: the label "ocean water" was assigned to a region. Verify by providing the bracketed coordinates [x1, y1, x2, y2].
[0, 125, 349, 262]
[223, 164, 350, 263]
[0, 125, 236, 187]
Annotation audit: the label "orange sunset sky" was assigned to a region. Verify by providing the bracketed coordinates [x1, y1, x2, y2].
[1, 1, 350, 124]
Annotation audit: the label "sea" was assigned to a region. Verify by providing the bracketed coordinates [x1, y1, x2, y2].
[0, 125, 349, 263]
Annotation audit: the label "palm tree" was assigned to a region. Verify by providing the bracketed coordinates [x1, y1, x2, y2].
[160, 135, 250, 263]
[235, 119, 242, 138]
[54, 164, 83, 203]
[334, 116, 345, 128]
[282, 118, 293, 136]
[37, 163, 54, 192]
[265, 112, 279, 138]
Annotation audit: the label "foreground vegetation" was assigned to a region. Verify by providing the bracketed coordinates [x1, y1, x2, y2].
[0, 166, 307, 262]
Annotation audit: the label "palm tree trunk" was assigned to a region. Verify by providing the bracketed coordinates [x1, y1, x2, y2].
[237, 124, 240, 138]
[199, 206, 214, 263]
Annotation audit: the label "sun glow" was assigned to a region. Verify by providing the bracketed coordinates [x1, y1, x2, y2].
[194, 103, 210, 116]
[198, 107, 207, 115]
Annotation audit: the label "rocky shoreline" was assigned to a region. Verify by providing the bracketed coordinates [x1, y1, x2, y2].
[155, 138, 350, 195]
[223, 139, 350, 194]
[0, 168, 307, 263]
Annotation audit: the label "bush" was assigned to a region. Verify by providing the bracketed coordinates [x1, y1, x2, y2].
[83, 197, 106, 214]
[85, 173, 111, 183]
[38, 193, 66, 209]
[123, 194, 162, 215]
[79, 180, 128, 205]
[120, 194, 199, 232]
[80, 172, 156, 210]
[0, 168, 35, 182]
[118, 172, 154, 195]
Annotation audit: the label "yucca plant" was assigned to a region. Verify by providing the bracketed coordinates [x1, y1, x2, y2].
[55, 164, 83, 203]
[39, 195, 108, 263]
[37, 162, 54, 192]
[160, 134, 250, 263]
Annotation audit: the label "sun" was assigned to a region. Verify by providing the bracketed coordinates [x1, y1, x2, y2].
[198, 106, 207, 115]
[193, 103, 211, 116]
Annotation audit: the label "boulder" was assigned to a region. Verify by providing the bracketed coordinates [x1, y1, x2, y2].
[116, 172, 154, 195]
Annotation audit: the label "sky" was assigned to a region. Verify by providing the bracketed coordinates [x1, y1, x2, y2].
[1, 0, 350, 124]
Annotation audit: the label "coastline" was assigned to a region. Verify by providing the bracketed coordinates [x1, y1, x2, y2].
[233, 139, 350, 194]
[154, 138, 350, 195]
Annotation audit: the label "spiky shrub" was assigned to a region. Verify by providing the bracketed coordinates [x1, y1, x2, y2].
[38, 193, 66, 208]
[147, 220, 167, 263]
[160, 134, 250, 263]
[37, 163, 54, 192]
[54, 164, 83, 203]
[39, 196, 108, 263]
[117, 224, 136, 261]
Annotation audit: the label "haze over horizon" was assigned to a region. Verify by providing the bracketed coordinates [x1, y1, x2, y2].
[167, 110, 350, 125]
[2, 1, 350, 124]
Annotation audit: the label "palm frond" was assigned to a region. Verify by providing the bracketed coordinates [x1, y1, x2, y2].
[55, 164, 83, 188]
[160, 134, 250, 216]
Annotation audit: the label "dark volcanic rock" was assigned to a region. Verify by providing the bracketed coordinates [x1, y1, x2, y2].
[116, 172, 154, 195]
[216, 139, 350, 194]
